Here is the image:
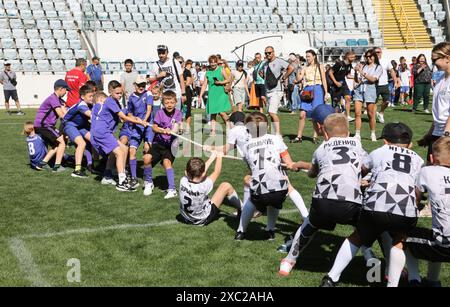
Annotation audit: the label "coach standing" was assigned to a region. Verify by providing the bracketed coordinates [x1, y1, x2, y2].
[0, 63, 24, 115]
[65, 58, 88, 107]
[86, 56, 104, 91]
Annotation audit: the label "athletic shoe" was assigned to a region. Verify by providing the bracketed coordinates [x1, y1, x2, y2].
[129, 178, 140, 189]
[6, 111, 11, 115]
[407, 279, 423, 287]
[320, 275, 338, 287]
[278, 259, 296, 276]
[347, 116, 355, 122]
[354, 133, 361, 140]
[376, 112, 385, 124]
[424, 109, 430, 114]
[277, 238, 293, 253]
[253, 210, 262, 219]
[16, 111, 25, 116]
[371, 132, 377, 142]
[71, 170, 88, 178]
[143, 181, 154, 196]
[116, 179, 137, 192]
[52, 166, 66, 173]
[164, 189, 178, 199]
[267, 230, 275, 241]
[234, 231, 245, 241]
[101, 177, 116, 185]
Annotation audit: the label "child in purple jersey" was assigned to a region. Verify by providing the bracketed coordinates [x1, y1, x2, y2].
[62, 85, 95, 178]
[90, 80, 149, 192]
[23, 122, 57, 170]
[143, 85, 162, 196]
[143, 90, 182, 199]
[33, 79, 70, 172]
[127, 76, 153, 189]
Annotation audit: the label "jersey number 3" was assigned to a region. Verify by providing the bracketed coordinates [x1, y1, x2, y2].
[332, 147, 351, 165]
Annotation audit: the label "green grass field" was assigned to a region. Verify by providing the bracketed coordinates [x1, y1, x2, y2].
[0, 105, 448, 287]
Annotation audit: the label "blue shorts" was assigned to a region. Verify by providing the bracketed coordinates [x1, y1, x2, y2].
[64, 124, 89, 143]
[353, 84, 377, 104]
[129, 125, 145, 149]
[91, 132, 120, 157]
[400, 86, 409, 93]
[144, 124, 155, 143]
[119, 123, 131, 140]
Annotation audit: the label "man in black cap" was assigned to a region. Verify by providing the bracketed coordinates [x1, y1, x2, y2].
[0, 63, 24, 115]
[86, 56, 104, 91]
[148, 45, 186, 110]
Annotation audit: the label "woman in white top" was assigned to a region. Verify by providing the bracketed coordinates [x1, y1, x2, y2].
[419, 42, 450, 163]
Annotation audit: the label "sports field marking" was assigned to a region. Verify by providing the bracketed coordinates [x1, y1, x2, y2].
[0, 122, 26, 125]
[8, 238, 51, 287]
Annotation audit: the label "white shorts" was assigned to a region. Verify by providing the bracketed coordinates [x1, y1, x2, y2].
[232, 87, 246, 105]
[267, 91, 283, 114]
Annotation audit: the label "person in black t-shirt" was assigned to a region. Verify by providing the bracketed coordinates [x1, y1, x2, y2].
[182, 59, 194, 134]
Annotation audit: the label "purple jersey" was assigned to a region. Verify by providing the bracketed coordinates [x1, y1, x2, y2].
[63, 100, 91, 128]
[153, 108, 182, 147]
[34, 93, 64, 128]
[26, 135, 47, 168]
[127, 92, 153, 121]
[91, 96, 122, 136]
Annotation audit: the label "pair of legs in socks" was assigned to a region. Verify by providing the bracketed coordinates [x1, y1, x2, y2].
[104, 141, 129, 185]
[211, 182, 243, 215]
[72, 132, 93, 173]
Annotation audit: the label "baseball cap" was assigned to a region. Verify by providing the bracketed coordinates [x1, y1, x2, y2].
[236, 60, 244, 67]
[134, 75, 147, 84]
[173, 51, 180, 58]
[229, 111, 246, 124]
[379, 122, 413, 144]
[4, 62, 11, 66]
[157, 45, 168, 52]
[92, 56, 100, 61]
[311, 104, 336, 125]
[54, 79, 71, 91]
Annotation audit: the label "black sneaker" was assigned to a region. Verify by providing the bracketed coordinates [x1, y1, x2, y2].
[267, 230, 275, 241]
[320, 275, 338, 287]
[71, 170, 88, 178]
[130, 178, 140, 189]
[86, 164, 100, 175]
[407, 279, 423, 287]
[116, 179, 137, 192]
[234, 231, 245, 241]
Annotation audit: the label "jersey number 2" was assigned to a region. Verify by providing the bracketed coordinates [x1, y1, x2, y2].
[183, 196, 193, 213]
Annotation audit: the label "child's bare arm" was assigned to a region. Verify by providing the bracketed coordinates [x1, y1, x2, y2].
[118, 112, 148, 126]
[208, 152, 223, 183]
[204, 151, 217, 173]
[415, 187, 423, 209]
[307, 163, 319, 178]
[144, 105, 152, 122]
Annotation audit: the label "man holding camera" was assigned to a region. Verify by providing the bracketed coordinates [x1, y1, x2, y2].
[0, 63, 24, 115]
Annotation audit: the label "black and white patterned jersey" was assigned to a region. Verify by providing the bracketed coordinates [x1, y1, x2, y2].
[417, 165, 450, 247]
[179, 176, 214, 225]
[242, 134, 289, 195]
[312, 137, 368, 204]
[363, 145, 424, 218]
[226, 124, 250, 157]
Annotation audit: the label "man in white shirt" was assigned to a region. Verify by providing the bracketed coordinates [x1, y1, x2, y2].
[374, 47, 401, 124]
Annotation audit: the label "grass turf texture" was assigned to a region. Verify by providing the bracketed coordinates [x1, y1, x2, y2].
[0, 105, 448, 287]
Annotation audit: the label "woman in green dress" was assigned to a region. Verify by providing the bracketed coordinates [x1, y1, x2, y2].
[199, 55, 231, 135]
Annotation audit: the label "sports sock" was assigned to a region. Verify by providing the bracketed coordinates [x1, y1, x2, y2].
[387, 246, 406, 287]
[53, 164, 60, 170]
[328, 239, 360, 283]
[237, 200, 256, 233]
[361, 246, 376, 262]
[144, 167, 153, 183]
[227, 191, 243, 210]
[286, 218, 317, 262]
[379, 232, 393, 275]
[288, 189, 309, 219]
[129, 159, 137, 179]
[75, 164, 81, 172]
[104, 168, 113, 179]
[166, 168, 175, 190]
[427, 262, 442, 282]
[84, 149, 92, 166]
[243, 186, 250, 205]
[266, 206, 279, 231]
[405, 249, 421, 282]
[118, 172, 126, 185]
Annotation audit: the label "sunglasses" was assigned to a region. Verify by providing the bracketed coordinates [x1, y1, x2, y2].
[265, 52, 273, 55]
[136, 83, 146, 88]
[157, 50, 167, 54]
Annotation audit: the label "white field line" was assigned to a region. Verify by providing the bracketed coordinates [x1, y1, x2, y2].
[8, 238, 51, 287]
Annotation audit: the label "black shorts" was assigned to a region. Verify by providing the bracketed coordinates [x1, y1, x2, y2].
[150, 142, 176, 167]
[357, 210, 418, 247]
[330, 84, 351, 103]
[427, 135, 441, 163]
[376, 84, 390, 103]
[184, 95, 192, 119]
[4, 90, 18, 102]
[255, 84, 266, 98]
[34, 126, 61, 147]
[202, 202, 220, 226]
[309, 198, 362, 231]
[406, 227, 450, 263]
[250, 190, 288, 212]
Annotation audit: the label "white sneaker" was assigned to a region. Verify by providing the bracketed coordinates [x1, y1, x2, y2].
[376, 112, 385, 124]
[347, 116, 355, 122]
[143, 181, 154, 196]
[424, 109, 430, 114]
[371, 133, 377, 142]
[101, 177, 116, 185]
[164, 189, 178, 199]
[354, 132, 361, 140]
[278, 258, 296, 276]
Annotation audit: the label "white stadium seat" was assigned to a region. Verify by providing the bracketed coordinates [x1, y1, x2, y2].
[43, 39, 57, 49]
[52, 60, 66, 72]
[61, 49, 74, 60]
[15, 38, 29, 49]
[22, 60, 37, 72]
[19, 49, 33, 60]
[4, 49, 18, 60]
[57, 39, 70, 49]
[36, 60, 51, 72]
[1, 38, 15, 49]
[29, 39, 43, 49]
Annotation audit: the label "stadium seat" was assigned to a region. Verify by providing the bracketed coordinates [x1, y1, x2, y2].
[233, 7, 243, 15]
[75, 49, 87, 59]
[198, 14, 208, 24]
[237, 23, 247, 32]
[57, 39, 70, 49]
[114, 21, 126, 31]
[29, 1, 42, 11]
[29, 39, 43, 49]
[188, 15, 199, 23]
[215, 23, 226, 32]
[9, 19, 23, 29]
[15, 38, 29, 49]
[43, 39, 57, 49]
[250, 15, 260, 23]
[137, 21, 149, 31]
[346, 39, 358, 46]
[49, 20, 62, 31]
[193, 6, 202, 14]
[172, 23, 183, 31]
[22, 60, 37, 72]
[220, 15, 230, 23]
[12, 29, 26, 39]
[47, 49, 60, 60]
[61, 49, 74, 60]
[226, 23, 237, 31]
[36, 60, 51, 72]
[46, 11, 58, 19]
[66, 30, 79, 40]
[210, 15, 220, 23]
[121, 13, 132, 22]
[172, 6, 182, 14]
[51, 60, 66, 72]
[1, 38, 15, 49]
[357, 39, 369, 46]
[194, 23, 204, 31]
[4, 49, 18, 60]
[33, 10, 45, 19]
[63, 21, 77, 30]
[36, 20, 49, 30]
[183, 23, 194, 31]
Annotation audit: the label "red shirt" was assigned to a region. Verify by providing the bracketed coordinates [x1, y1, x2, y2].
[65, 68, 87, 107]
